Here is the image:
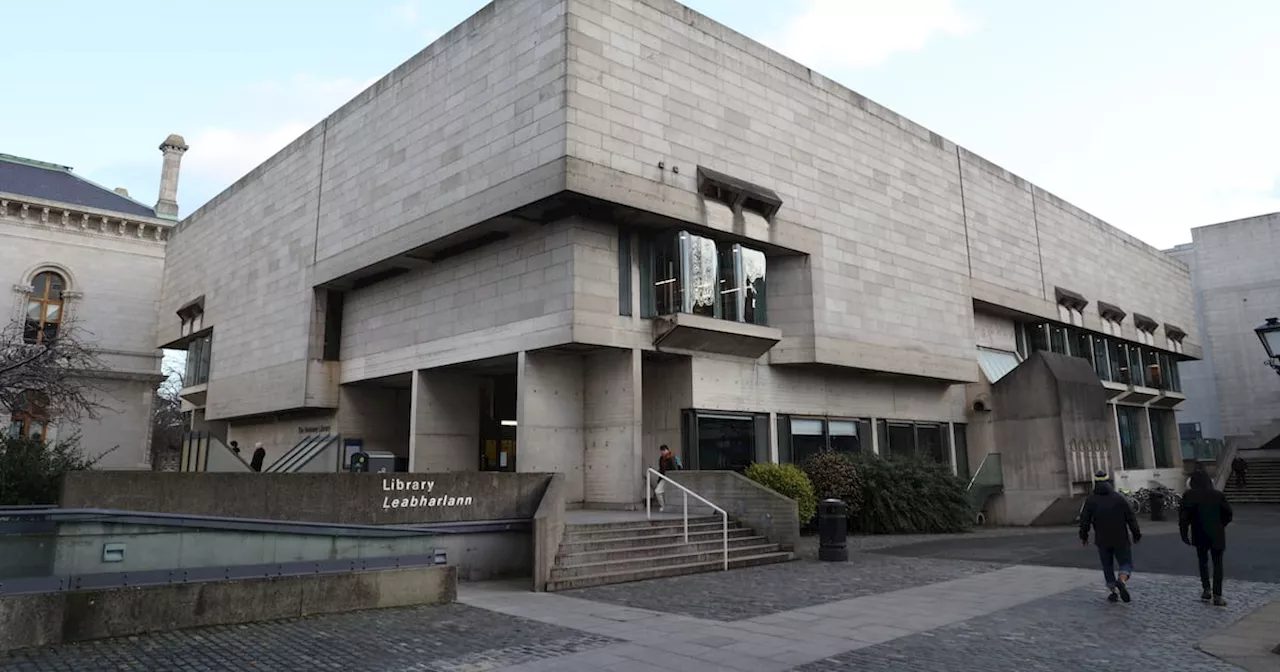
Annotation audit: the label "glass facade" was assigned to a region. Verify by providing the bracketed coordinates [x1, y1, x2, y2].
[779, 416, 870, 466]
[186, 334, 213, 386]
[1020, 318, 1183, 393]
[643, 231, 767, 326]
[1117, 405, 1144, 469]
[1150, 408, 1174, 468]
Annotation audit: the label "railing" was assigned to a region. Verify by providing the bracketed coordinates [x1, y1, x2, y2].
[645, 468, 728, 571]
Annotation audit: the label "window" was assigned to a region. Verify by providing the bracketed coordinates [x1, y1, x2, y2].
[644, 230, 768, 326]
[24, 271, 66, 344]
[1108, 339, 1129, 383]
[8, 391, 50, 441]
[1014, 323, 1029, 359]
[781, 416, 870, 466]
[1069, 328, 1094, 365]
[876, 419, 951, 467]
[185, 333, 212, 386]
[1116, 405, 1144, 469]
[1092, 336, 1112, 381]
[682, 410, 768, 471]
[1049, 325, 1069, 355]
[953, 423, 970, 480]
[618, 230, 632, 316]
[1150, 408, 1174, 469]
[1128, 345, 1146, 387]
[1027, 323, 1049, 353]
[322, 290, 344, 361]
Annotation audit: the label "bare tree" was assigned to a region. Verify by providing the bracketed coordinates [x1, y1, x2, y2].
[0, 317, 110, 423]
[150, 358, 186, 469]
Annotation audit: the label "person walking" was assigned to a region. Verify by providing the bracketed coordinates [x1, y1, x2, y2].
[653, 445, 680, 511]
[1180, 470, 1235, 606]
[250, 442, 267, 472]
[1231, 456, 1248, 489]
[1079, 469, 1142, 603]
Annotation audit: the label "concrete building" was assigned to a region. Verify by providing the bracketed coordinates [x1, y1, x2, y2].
[1, 136, 185, 468]
[1168, 213, 1280, 451]
[160, 0, 1199, 523]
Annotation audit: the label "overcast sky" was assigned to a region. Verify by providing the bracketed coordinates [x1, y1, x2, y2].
[3, 0, 1277, 250]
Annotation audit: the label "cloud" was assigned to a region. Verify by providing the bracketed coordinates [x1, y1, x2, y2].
[182, 75, 376, 188]
[770, 0, 978, 69]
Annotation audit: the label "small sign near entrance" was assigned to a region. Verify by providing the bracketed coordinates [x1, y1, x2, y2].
[299, 425, 331, 434]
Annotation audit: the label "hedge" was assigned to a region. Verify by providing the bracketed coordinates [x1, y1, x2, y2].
[798, 450, 972, 534]
[743, 462, 818, 525]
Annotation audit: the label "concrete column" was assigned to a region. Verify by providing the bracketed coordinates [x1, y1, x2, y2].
[582, 348, 643, 508]
[517, 350, 585, 504]
[768, 412, 779, 463]
[870, 417, 881, 456]
[409, 369, 478, 472]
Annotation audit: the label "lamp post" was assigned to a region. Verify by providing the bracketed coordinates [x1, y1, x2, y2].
[1256, 317, 1280, 376]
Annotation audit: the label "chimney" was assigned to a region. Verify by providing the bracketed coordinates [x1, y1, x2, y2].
[114, 187, 130, 197]
[155, 134, 188, 219]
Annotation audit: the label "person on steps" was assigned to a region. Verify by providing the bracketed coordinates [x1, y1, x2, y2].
[1231, 456, 1248, 488]
[1079, 469, 1142, 603]
[1180, 470, 1234, 606]
[653, 445, 680, 512]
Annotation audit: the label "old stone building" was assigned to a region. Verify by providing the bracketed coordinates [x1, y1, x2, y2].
[0, 136, 186, 469]
[160, 0, 1199, 523]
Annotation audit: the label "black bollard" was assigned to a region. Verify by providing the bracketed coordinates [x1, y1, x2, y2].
[818, 499, 849, 562]
[1149, 490, 1165, 522]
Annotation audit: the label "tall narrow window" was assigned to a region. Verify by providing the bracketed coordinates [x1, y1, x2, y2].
[739, 245, 767, 325]
[1093, 336, 1111, 381]
[24, 271, 66, 345]
[680, 231, 718, 317]
[652, 232, 680, 316]
[618, 230, 632, 316]
[718, 242, 739, 322]
[1117, 405, 1144, 469]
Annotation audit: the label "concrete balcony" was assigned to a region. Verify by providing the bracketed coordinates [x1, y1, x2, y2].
[652, 313, 782, 359]
[1149, 390, 1187, 408]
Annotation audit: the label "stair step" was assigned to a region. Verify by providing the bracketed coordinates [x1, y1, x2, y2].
[558, 528, 757, 554]
[552, 544, 782, 580]
[557, 536, 772, 564]
[562, 521, 738, 541]
[563, 516, 724, 533]
[545, 552, 795, 591]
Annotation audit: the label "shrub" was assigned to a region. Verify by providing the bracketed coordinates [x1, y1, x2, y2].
[845, 453, 972, 535]
[0, 432, 103, 506]
[743, 462, 818, 525]
[802, 450, 865, 514]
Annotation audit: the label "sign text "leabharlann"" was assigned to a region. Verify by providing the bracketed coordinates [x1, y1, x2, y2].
[381, 478, 474, 509]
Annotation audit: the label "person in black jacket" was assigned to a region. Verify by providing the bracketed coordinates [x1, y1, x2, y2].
[1079, 470, 1142, 603]
[1180, 470, 1234, 606]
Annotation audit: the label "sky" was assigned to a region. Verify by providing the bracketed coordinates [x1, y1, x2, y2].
[2, 0, 1278, 251]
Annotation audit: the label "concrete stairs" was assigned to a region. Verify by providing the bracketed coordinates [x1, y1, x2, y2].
[1224, 457, 1280, 504]
[545, 516, 793, 591]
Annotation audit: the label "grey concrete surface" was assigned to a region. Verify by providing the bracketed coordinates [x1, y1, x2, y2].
[872, 505, 1280, 584]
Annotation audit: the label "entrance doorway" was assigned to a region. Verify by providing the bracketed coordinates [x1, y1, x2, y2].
[478, 371, 518, 472]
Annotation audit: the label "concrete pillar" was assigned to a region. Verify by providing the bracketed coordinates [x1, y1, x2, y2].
[517, 350, 585, 504]
[582, 348, 643, 508]
[409, 369, 478, 472]
[870, 417, 881, 456]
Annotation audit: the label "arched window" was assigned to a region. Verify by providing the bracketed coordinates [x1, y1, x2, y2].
[24, 271, 66, 345]
[7, 391, 50, 442]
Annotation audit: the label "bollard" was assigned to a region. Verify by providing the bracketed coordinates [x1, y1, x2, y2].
[818, 499, 849, 562]
[1149, 491, 1165, 522]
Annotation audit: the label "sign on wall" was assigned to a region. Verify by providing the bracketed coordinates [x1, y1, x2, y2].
[381, 478, 475, 510]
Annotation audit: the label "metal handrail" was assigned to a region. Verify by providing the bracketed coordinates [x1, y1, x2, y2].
[645, 468, 729, 572]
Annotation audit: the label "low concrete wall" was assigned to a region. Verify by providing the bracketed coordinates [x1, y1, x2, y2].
[61, 472, 554, 525]
[668, 471, 799, 551]
[37, 522, 527, 582]
[0, 564, 455, 652]
[532, 473, 566, 592]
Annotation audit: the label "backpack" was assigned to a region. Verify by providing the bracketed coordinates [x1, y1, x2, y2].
[673, 456, 683, 470]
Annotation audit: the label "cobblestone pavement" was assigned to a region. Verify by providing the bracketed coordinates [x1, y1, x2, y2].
[875, 505, 1280, 583]
[0, 603, 619, 672]
[563, 554, 1009, 621]
[796, 573, 1280, 671]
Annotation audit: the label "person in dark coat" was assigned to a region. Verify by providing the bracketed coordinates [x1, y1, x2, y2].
[1230, 456, 1248, 488]
[1180, 470, 1234, 605]
[250, 442, 267, 472]
[1079, 470, 1142, 603]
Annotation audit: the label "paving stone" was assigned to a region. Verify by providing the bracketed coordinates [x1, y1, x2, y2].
[794, 573, 1280, 671]
[562, 555, 1008, 621]
[0, 603, 619, 672]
